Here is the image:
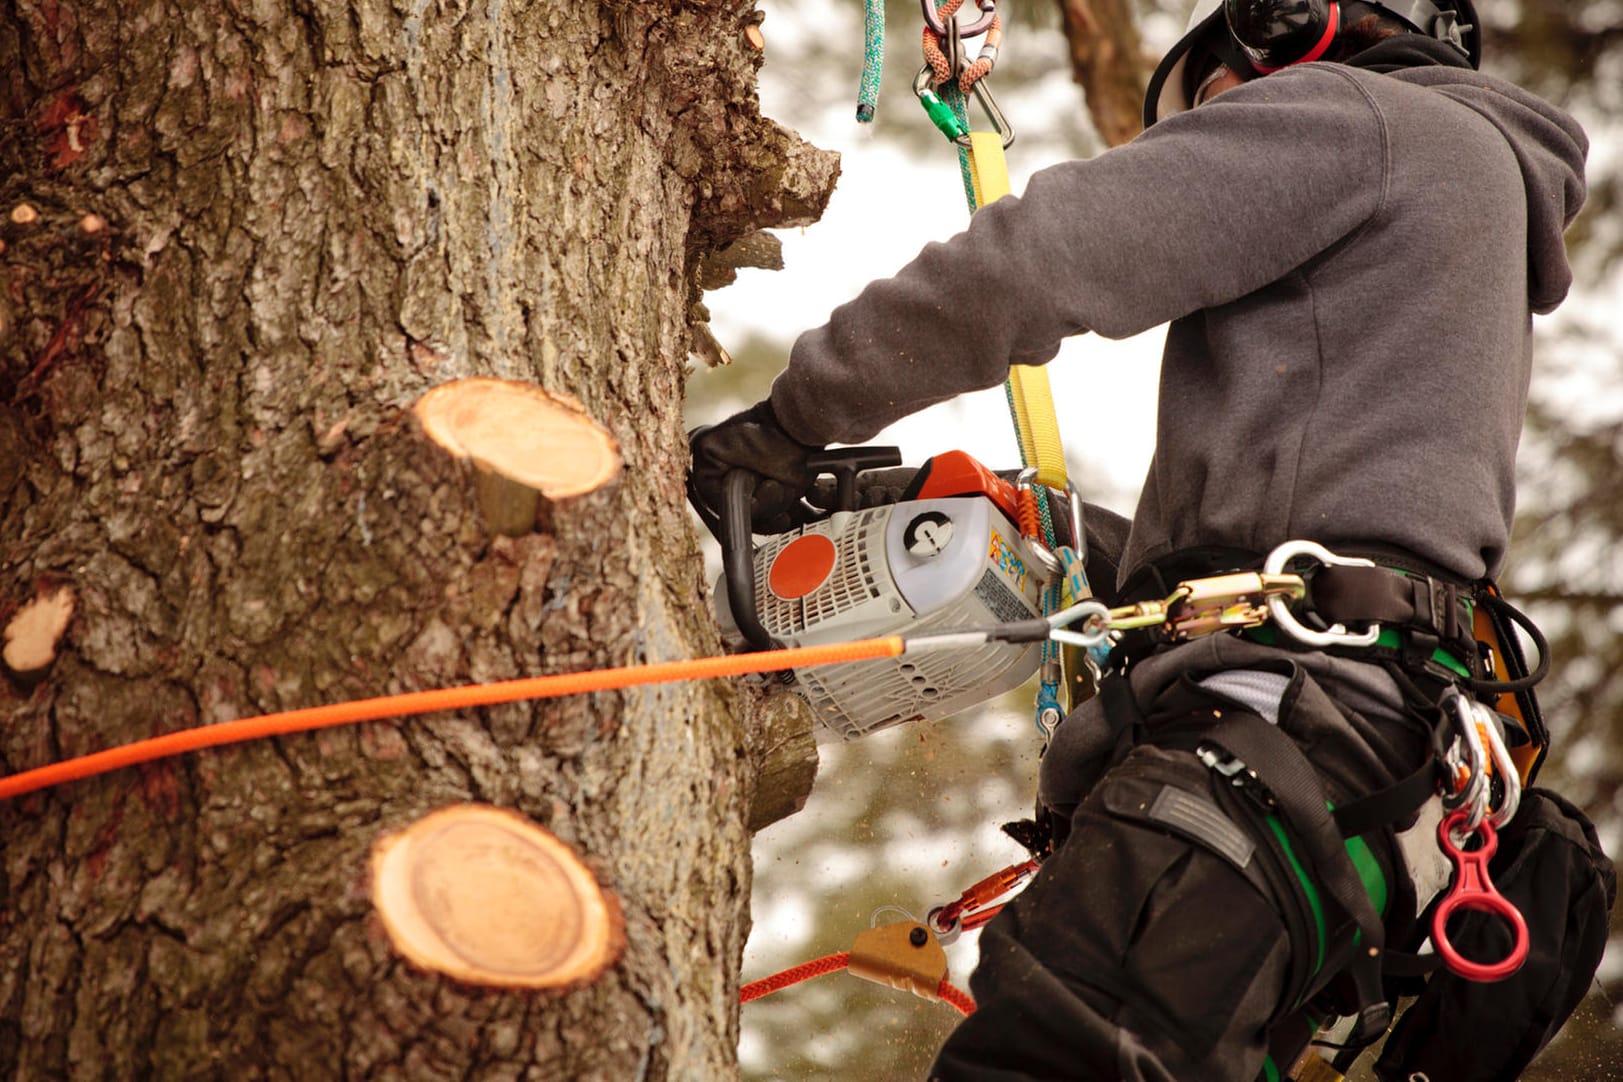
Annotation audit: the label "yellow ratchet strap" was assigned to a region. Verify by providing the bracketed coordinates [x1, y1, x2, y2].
[965, 130, 1068, 492]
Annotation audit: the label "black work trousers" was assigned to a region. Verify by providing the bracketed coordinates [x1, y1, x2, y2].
[929, 745, 1297, 1082]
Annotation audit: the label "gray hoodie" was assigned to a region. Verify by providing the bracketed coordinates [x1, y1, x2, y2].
[769, 60, 1586, 583]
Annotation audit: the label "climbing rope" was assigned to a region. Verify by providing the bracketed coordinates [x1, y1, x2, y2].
[858, 0, 885, 121]
[740, 950, 977, 1017]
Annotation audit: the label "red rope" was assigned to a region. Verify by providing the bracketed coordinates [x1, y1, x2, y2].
[937, 978, 977, 1017]
[740, 952, 851, 1003]
[739, 952, 976, 1016]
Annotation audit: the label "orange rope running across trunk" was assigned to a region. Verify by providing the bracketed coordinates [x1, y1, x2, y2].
[0, 637, 905, 802]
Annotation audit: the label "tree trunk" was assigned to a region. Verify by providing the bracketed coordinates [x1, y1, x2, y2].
[1053, 0, 1152, 147]
[0, 1, 836, 1077]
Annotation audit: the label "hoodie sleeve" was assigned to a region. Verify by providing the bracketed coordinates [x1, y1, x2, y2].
[770, 65, 1391, 446]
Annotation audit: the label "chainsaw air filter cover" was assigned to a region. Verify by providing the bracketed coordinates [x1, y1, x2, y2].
[716, 496, 1046, 741]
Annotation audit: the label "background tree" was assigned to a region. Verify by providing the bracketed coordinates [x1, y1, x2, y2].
[0, 0, 838, 1076]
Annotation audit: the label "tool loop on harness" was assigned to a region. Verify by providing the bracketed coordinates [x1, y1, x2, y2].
[1433, 809, 1530, 982]
[1262, 541, 1383, 648]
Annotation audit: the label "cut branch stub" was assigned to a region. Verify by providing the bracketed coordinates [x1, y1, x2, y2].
[2, 584, 76, 678]
[370, 804, 626, 989]
[414, 378, 623, 535]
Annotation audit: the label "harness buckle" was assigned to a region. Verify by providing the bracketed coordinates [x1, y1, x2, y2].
[1261, 540, 1383, 649]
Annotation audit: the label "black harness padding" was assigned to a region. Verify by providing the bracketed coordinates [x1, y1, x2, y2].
[1310, 564, 1469, 648]
[1166, 707, 1395, 1047]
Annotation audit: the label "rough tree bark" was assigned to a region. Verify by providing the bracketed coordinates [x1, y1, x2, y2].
[0, 1, 835, 1077]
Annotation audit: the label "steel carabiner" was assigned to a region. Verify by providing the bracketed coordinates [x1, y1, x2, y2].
[921, 0, 997, 40]
[1261, 540, 1382, 648]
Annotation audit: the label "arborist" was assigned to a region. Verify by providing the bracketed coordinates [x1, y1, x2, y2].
[690, 1, 1613, 1079]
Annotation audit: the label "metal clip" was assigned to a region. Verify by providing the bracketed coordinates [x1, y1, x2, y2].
[959, 76, 1013, 149]
[1440, 690, 1489, 831]
[911, 66, 1013, 149]
[1261, 540, 1382, 648]
[1196, 743, 1275, 809]
[1442, 692, 1521, 829]
[1166, 571, 1306, 640]
[1478, 704, 1522, 827]
[1047, 599, 1112, 650]
[921, 0, 998, 39]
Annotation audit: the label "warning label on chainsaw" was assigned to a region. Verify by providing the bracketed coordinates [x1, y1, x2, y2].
[975, 569, 1032, 625]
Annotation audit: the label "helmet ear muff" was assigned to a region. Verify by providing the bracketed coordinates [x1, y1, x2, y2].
[1224, 0, 1342, 73]
[1223, 0, 1480, 74]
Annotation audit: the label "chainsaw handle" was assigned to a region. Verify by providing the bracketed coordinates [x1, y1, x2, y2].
[723, 469, 779, 651]
[806, 446, 904, 511]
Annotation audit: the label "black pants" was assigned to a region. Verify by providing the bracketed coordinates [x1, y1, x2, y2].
[930, 745, 1298, 1082]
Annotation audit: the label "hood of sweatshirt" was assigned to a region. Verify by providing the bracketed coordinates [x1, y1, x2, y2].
[1350, 37, 1588, 314]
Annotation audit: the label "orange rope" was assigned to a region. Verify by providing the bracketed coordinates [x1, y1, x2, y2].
[740, 952, 852, 1003]
[922, 0, 1002, 93]
[739, 951, 976, 1017]
[937, 978, 977, 1016]
[1016, 486, 1042, 541]
[0, 636, 905, 802]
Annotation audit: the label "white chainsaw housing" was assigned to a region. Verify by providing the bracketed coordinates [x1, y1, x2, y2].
[716, 497, 1045, 741]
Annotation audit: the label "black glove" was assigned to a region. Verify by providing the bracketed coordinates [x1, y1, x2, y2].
[688, 400, 822, 535]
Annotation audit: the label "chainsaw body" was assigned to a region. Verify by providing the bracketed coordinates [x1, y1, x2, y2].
[711, 449, 1047, 741]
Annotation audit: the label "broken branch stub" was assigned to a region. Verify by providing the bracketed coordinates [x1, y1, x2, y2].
[414, 378, 623, 535]
[370, 804, 626, 989]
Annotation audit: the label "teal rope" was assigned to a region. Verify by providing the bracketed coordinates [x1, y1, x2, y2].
[858, 0, 885, 122]
[942, 83, 980, 208]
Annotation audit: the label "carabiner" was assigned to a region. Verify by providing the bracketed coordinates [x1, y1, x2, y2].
[1433, 809, 1529, 982]
[921, 0, 997, 40]
[960, 76, 1013, 149]
[1478, 703, 1522, 827]
[1048, 598, 1112, 650]
[1439, 690, 1489, 830]
[1261, 540, 1382, 649]
[913, 64, 969, 142]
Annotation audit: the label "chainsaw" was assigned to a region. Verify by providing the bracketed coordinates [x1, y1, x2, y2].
[693, 446, 1059, 741]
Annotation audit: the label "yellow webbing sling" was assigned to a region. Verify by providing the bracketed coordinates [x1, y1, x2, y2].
[965, 131, 1068, 493]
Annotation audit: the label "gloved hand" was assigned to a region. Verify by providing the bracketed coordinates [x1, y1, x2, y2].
[688, 400, 822, 534]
